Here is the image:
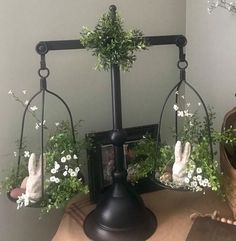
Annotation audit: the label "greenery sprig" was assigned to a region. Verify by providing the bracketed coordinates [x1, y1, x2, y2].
[80, 9, 147, 71]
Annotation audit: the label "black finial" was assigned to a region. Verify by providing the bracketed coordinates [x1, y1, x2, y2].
[36, 42, 48, 55]
[109, 5, 117, 13]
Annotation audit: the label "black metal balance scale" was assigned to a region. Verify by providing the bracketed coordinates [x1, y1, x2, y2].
[34, 6, 187, 241]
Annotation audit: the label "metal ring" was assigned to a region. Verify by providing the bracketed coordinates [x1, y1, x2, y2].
[38, 68, 50, 78]
[177, 60, 188, 70]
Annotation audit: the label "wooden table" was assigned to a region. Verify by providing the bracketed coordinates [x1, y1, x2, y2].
[52, 190, 233, 241]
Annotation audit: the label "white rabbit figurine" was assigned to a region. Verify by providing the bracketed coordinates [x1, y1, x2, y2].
[25, 153, 43, 203]
[172, 141, 191, 185]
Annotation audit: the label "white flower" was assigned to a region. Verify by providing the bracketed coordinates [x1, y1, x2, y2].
[181, 95, 185, 99]
[191, 181, 198, 187]
[50, 136, 54, 140]
[68, 168, 73, 174]
[196, 167, 202, 174]
[30, 105, 38, 111]
[8, 90, 13, 95]
[173, 104, 179, 111]
[24, 151, 30, 158]
[16, 193, 30, 209]
[70, 171, 77, 177]
[55, 122, 60, 126]
[73, 154, 78, 160]
[186, 103, 191, 107]
[75, 167, 80, 173]
[196, 186, 203, 192]
[54, 161, 60, 170]
[66, 154, 72, 160]
[175, 91, 179, 95]
[65, 165, 68, 170]
[177, 111, 184, 117]
[50, 176, 56, 182]
[51, 168, 57, 174]
[35, 123, 39, 130]
[55, 178, 60, 183]
[187, 172, 192, 179]
[24, 100, 29, 105]
[63, 171, 68, 176]
[22, 90, 27, 95]
[13, 152, 17, 157]
[184, 177, 190, 184]
[192, 176, 197, 181]
[198, 102, 201, 106]
[197, 175, 202, 182]
[61, 156, 66, 163]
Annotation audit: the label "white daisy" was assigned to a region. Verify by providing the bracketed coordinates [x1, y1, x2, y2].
[66, 154, 72, 160]
[61, 156, 66, 163]
[73, 154, 78, 160]
[30, 105, 38, 111]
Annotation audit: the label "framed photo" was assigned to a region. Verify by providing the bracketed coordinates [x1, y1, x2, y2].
[86, 124, 159, 203]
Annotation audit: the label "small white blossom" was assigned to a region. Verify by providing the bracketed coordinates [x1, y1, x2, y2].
[187, 172, 192, 179]
[63, 171, 68, 176]
[24, 100, 29, 105]
[30, 105, 38, 111]
[55, 178, 60, 183]
[175, 91, 179, 95]
[24, 151, 30, 158]
[173, 104, 179, 111]
[184, 177, 190, 184]
[66, 154, 72, 160]
[51, 168, 57, 174]
[192, 176, 197, 181]
[197, 175, 202, 182]
[8, 90, 13, 95]
[13, 151, 17, 157]
[55, 122, 60, 126]
[75, 167, 80, 173]
[50, 176, 56, 182]
[70, 171, 77, 177]
[16, 193, 30, 209]
[177, 111, 184, 117]
[186, 103, 191, 107]
[35, 123, 39, 130]
[65, 165, 68, 170]
[196, 167, 202, 174]
[68, 168, 73, 174]
[61, 156, 66, 163]
[198, 102, 201, 106]
[191, 181, 198, 187]
[73, 154, 78, 160]
[54, 161, 60, 170]
[181, 95, 185, 99]
[196, 186, 203, 192]
[50, 136, 54, 140]
[22, 90, 27, 95]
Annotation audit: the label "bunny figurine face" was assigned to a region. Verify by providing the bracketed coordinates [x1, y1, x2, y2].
[172, 141, 191, 185]
[25, 153, 43, 203]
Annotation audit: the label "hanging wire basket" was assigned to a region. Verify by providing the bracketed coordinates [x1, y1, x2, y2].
[7, 48, 79, 208]
[152, 47, 214, 191]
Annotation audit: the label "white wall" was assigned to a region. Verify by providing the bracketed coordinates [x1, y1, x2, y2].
[0, 1, 186, 240]
[186, 0, 236, 129]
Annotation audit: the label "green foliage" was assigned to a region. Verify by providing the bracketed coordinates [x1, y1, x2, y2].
[127, 107, 236, 196]
[0, 121, 89, 214]
[80, 10, 147, 71]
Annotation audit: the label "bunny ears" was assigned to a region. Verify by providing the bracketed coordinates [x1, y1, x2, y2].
[172, 141, 191, 185]
[175, 141, 191, 163]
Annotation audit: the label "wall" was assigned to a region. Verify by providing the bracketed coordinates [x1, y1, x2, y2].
[186, 0, 236, 129]
[0, 0, 186, 240]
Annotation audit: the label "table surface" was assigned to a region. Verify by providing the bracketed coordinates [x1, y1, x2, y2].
[52, 190, 233, 241]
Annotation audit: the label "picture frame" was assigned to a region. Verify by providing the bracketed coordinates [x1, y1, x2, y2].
[86, 124, 161, 203]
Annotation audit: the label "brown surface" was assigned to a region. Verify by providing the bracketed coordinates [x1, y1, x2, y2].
[52, 190, 233, 241]
[186, 217, 236, 241]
